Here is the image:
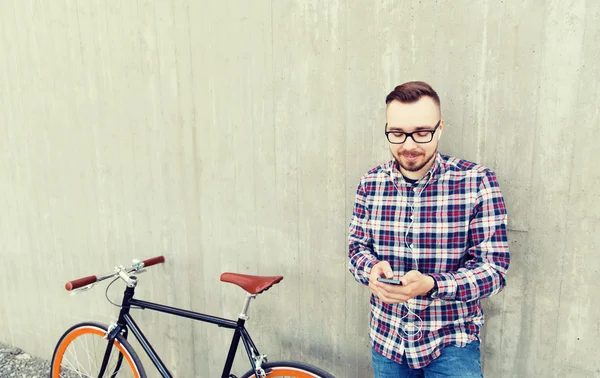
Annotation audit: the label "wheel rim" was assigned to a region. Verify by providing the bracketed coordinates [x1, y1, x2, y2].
[262, 367, 325, 377]
[52, 325, 141, 378]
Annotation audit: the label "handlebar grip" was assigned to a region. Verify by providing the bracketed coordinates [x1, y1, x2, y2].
[65, 275, 98, 291]
[142, 255, 165, 268]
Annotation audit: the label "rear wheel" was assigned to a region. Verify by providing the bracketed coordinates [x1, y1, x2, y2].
[50, 321, 146, 378]
[240, 360, 335, 378]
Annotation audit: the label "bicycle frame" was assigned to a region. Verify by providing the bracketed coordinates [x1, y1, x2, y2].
[103, 281, 266, 378]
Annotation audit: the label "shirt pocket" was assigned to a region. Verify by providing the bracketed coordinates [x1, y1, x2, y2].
[369, 200, 407, 250]
[421, 211, 471, 269]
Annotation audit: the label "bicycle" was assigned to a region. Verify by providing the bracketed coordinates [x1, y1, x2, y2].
[50, 256, 335, 378]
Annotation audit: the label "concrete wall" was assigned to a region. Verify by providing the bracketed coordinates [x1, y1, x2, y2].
[1, 1, 598, 377]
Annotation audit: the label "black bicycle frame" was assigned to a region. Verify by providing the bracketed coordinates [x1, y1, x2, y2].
[104, 283, 264, 378]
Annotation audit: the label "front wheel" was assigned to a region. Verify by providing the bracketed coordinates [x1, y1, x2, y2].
[240, 360, 335, 378]
[50, 321, 146, 378]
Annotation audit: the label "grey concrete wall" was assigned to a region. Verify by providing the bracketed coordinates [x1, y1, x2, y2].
[1, 1, 598, 377]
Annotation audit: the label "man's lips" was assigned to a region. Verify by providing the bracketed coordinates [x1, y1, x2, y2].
[402, 152, 423, 161]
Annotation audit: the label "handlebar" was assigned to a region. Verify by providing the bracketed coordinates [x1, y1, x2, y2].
[142, 255, 165, 268]
[65, 275, 98, 291]
[64, 255, 165, 291]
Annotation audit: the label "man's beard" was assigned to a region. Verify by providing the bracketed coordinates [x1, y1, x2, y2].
[394, 150, 436, 173]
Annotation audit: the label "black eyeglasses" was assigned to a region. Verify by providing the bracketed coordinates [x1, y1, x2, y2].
[384, 120, 441, 144]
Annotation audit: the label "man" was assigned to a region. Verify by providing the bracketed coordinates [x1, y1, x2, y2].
[348, 81, 510, 377]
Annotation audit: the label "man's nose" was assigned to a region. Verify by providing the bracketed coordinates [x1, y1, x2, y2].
[403, 135, 418, 150]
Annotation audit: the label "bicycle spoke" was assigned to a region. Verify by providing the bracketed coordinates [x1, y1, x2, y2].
[80, 337, 96, 377]
[106, 353, 118, 377]
[66, 346, 89, 377]
[82, 331, 95, 374]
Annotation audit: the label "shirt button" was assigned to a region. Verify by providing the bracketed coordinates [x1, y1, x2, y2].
[410, 244, 415, 249]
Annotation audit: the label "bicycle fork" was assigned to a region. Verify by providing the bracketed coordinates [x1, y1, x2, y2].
[98, 273, 140, 378]
[98, 323, 125, 378]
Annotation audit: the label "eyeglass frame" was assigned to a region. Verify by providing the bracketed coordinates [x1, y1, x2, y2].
[384, 119, 442, 144]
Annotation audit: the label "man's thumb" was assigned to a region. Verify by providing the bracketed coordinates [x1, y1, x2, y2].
[402, 270, 420, 282]
[380, 261, 393, 278]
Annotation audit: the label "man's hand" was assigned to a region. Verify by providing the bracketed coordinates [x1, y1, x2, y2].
[369, 264, 435, 304]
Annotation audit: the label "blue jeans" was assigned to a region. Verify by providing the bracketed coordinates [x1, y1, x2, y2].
[371, 341, 483, 378]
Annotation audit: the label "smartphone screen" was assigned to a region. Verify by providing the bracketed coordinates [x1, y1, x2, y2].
[377, 277, 403, 285]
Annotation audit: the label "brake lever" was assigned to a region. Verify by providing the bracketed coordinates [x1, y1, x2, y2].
[130, 259, 147, 272]
[69, 283, 97, 296]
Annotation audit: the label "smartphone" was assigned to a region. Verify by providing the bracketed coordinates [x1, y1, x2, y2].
[377, 277, 403, 285]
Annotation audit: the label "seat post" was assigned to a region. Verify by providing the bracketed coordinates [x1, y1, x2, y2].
[239, 293, 257, 320]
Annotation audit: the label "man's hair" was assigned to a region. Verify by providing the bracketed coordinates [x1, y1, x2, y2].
[385, 81, 440, 109]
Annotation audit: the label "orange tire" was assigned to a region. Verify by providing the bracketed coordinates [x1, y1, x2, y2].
[50, 322, 146, 378]
[240, 361, 335, 378]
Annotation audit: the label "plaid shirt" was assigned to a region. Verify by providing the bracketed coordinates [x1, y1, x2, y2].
[348, 152, 510, 369]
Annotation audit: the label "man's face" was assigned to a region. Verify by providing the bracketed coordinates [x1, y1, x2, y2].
[385, 97, 444, 179]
